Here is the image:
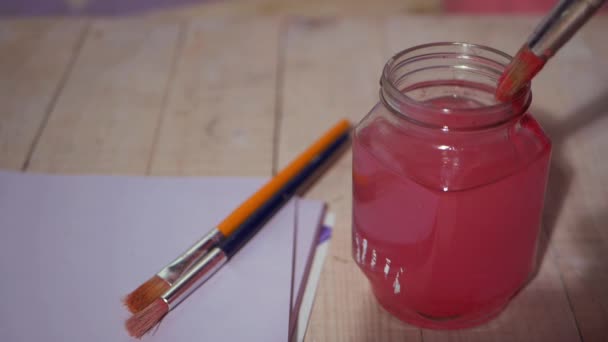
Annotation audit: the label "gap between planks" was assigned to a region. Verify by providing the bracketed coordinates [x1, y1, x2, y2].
[21, 21, 91, 171]
[271, 17, 288, 176]
[145, 21, 188, 175]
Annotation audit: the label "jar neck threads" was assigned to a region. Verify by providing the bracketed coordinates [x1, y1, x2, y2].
[380, 42, 532, 131]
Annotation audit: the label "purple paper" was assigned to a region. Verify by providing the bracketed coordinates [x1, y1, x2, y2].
[318, 226, 333, 244]
[0, 0, 206, 16]
[0, 171, 325, 342]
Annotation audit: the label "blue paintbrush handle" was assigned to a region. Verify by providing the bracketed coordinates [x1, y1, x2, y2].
[220, 131, 350, 257]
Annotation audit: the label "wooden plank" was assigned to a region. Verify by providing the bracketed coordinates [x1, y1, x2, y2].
[575, 16, 608, 241]
[554, 236, 608, 342]
[549, 16, 608, 342]
[148, 17, 279, 177]
[582, 16, 608, 77]
[385, 15, 535, 53]
[142, 0, 441, 19]
[27, 19, 181, 174]
[280, 17, 421, 342]
[0, 19, 86, 170]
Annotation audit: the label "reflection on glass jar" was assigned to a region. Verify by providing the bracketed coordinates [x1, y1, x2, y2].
[352, 42, 552, 329]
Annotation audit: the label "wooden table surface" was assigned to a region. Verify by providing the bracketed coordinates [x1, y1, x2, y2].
[1, 15, 607, 342]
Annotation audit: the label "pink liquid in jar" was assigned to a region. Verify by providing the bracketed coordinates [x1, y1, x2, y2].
[352, 92, 551, 329]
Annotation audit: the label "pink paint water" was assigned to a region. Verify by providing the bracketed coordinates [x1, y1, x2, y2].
[352, 97, 551, 329]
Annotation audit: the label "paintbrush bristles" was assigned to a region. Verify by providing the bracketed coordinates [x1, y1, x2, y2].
[126, 298, 169, 338]
[495, 47, 546, 102]
[124, 275, 171, 313]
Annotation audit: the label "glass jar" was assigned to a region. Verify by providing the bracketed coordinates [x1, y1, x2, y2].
[352, 42, 552, 329]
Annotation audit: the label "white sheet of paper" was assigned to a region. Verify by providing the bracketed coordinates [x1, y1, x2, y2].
[289, 198, 326, 336]
[0, 171, 325, 342]
[295, 213, 334, 342]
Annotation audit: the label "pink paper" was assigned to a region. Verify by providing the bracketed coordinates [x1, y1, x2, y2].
[0, 171, 325, 341]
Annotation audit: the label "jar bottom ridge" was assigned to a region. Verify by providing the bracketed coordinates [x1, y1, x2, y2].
[372, 285, 513, 329]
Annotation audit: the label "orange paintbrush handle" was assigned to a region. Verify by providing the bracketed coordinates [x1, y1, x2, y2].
[216, 119, 351, 236]
[123, 119, 351, 316]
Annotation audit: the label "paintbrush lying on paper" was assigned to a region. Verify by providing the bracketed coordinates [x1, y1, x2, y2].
[495, 0, 606, 102]
[125, 121, 350, 338]
[124, 119, 350, 313]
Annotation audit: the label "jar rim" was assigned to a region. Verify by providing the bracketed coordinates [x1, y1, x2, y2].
[381, 42, 532, 130]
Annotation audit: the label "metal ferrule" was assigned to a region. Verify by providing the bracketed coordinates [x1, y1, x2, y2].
[161, 247, 228, 310]
[527, 0, 606, 57]
[156, 228, 223, 284]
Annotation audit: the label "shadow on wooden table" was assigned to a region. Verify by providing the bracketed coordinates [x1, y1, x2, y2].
[555, 211, 608, 342]
[530, 88, 608, 276]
